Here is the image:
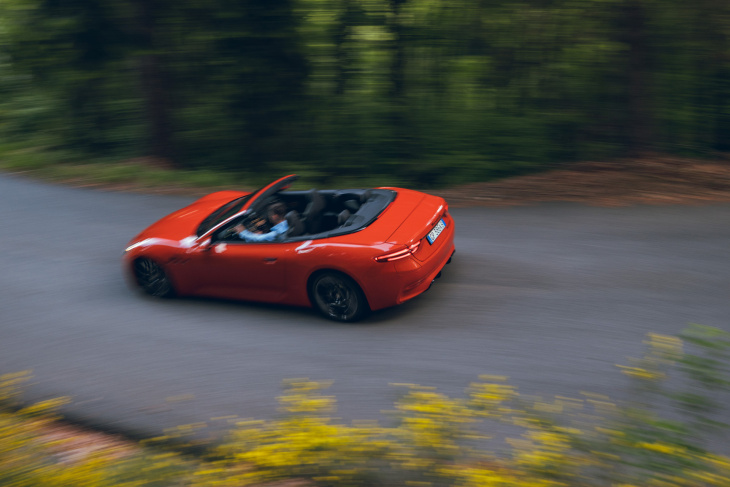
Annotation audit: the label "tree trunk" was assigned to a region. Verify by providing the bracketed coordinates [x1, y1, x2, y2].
[334, 0, 354, 96]
[624, 0, 653, 154]
[131, 0, 176, 166]
[388, 0, 406, 99]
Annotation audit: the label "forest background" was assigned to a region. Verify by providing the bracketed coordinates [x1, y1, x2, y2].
[0, 0, 728, 188]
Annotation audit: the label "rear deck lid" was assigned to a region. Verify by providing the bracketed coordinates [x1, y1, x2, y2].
[385, 192, 448, 261]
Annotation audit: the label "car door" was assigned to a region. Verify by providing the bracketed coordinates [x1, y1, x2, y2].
[180, 173, 301, 302]
[195, 240, 291, 303]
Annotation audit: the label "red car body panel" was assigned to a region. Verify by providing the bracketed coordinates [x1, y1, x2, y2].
[123, 176, 455, 315]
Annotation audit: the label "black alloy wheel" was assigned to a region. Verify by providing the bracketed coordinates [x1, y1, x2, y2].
[311, 272, 368, 322]
[133, 258, 174, 298]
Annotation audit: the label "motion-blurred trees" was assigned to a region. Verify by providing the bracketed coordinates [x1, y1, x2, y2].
[0, 0, 135, 154]
[0, 0, 728, 184]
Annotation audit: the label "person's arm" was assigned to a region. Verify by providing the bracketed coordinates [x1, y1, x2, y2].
[238, 221, 288, 242]
[238, 228, 282, 242]
[272, 220, 289, 237]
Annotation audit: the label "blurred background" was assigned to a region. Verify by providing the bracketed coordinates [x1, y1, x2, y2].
[0, 0, 728, 187]
[2, 2, 730, 483]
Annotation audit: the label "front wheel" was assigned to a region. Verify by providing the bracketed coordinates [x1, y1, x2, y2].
[133, 258, 175, 298]
[310, 272, 369, 322]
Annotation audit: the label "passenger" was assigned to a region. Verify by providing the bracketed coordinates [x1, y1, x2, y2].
[235, 202, 289, 242]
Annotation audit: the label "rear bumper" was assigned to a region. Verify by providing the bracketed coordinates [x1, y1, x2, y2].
[395, 240, 455, 305]
[362, 222, 455, 311]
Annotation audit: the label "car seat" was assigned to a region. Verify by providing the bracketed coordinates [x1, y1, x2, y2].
[337, 210, 351, 226]
[285, 211, 305, 238]
[303, 189, 326, 234]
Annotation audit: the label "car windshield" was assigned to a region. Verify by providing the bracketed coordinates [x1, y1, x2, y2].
[195, 176, 298, 237]
[196, 192, 256, 236]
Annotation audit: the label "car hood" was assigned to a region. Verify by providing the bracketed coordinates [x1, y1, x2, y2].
[130, 191, 245, 243]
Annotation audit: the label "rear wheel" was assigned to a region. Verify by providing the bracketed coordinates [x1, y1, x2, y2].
[310, 272, 369, 322]
[133, 258, 174, 298]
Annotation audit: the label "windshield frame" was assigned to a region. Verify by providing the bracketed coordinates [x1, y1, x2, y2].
[195, 174, 299, 239]
[195, 192, 256, 237]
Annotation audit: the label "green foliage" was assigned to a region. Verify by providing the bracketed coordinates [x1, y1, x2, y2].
[1, 0, 729, 184]
[2, 326, 730, 486]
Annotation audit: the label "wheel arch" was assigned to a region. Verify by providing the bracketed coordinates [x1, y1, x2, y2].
[130, 255, 178, 297]
[306, 268, 371, 311]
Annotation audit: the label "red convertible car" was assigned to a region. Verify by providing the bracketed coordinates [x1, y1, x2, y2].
[123, 175, 455, 321]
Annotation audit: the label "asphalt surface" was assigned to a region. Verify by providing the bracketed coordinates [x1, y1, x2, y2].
[1, 173, 729, 444]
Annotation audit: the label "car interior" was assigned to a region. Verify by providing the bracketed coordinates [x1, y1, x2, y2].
[218, 188, 396, 243]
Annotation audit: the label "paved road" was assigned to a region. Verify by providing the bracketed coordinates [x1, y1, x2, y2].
[1, 173, 729, 442]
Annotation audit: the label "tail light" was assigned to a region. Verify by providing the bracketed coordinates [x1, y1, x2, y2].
[375, 241, 421, 262]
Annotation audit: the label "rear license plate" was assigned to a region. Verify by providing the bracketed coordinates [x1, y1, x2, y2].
[427, 218, 446, 244]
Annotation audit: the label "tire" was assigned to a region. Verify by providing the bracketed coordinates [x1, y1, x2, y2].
[133, 258, 175, 298]
[310, 272, 369, 322]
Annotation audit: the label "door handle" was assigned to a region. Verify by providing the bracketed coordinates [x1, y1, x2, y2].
[263, 257, 277, 263]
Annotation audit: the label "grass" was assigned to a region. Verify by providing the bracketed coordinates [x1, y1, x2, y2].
[0, 146, 414, 195]
[0, 146, 263, 194]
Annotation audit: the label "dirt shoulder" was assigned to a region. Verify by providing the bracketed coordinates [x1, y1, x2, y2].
[6, 155, 730, 208]
[434, 156, 730, 207]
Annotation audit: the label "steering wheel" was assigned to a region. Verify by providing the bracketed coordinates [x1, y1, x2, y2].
[218, 226, 239, 240]
[244, 214, 269, 233]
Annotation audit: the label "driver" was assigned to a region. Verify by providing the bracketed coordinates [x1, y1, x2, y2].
[234, 202, 289, 242]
